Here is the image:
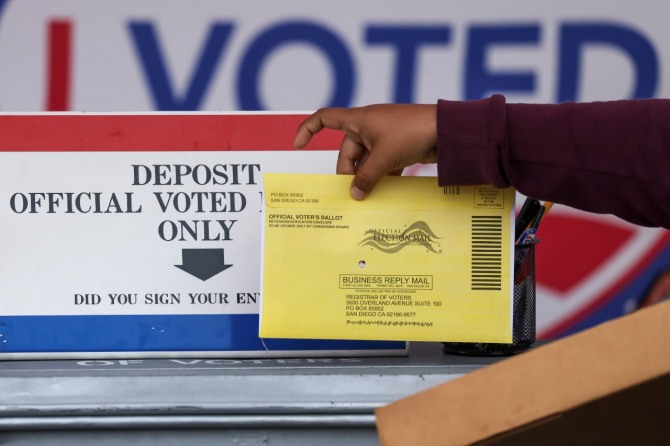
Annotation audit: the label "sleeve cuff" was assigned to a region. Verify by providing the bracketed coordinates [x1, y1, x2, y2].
[436, 94, 510, 188]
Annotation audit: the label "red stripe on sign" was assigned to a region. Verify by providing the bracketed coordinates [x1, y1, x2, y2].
[46, 20, 72, 112]
[538, 231, 670, 339]
[0, 114, 342, 151]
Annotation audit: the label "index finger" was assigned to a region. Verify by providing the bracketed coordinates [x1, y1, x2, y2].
[294, 108, 350, 149]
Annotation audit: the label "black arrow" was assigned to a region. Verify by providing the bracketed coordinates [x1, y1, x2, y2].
[175, 249, 232, 281]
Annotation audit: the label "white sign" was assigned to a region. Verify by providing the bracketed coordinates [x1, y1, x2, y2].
[0, 113, 407, 358]
[2, 151, 326, 315]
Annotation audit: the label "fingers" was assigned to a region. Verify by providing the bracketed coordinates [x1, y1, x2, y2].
[350, 151, 392, 200]
[294, 114, 324, 149]
[336, 135, 366, 175]
[294, 108, 349, 149]
[295, 106, 393, 200]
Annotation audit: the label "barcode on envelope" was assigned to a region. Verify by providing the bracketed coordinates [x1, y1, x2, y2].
[471, 216, 502, 291]
[443, 186, 461, 195]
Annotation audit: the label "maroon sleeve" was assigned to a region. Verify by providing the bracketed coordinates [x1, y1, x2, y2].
[437, 94, 670, 228]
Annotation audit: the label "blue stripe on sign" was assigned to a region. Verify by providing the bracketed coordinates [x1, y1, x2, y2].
[0, 314, 405, 353]
[0, 0, 8, 22]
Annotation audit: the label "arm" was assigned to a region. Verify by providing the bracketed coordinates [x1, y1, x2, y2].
[295, 96, 670, 228]
[439, 94, 670, 228]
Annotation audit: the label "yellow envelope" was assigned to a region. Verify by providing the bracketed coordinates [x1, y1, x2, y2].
[260, 173, 515, 343]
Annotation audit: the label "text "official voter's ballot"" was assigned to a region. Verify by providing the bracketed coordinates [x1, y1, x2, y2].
[260, 174, 515, 343]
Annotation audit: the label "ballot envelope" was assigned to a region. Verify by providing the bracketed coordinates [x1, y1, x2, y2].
[260, 173, 516, 343]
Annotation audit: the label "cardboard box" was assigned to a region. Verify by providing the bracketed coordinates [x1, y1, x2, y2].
[375, 299, 670, 444]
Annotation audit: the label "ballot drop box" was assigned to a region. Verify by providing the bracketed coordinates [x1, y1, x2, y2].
[0, 113, 406, 358]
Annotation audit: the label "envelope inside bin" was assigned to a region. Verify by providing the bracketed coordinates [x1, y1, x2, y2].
[260, 173, 515, 343]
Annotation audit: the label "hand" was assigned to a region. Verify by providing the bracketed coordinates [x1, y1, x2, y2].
[294, 104, 438, 199]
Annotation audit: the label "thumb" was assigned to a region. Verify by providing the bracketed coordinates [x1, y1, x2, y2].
[350, 154, 389, 200]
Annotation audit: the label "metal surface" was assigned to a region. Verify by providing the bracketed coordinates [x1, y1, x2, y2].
[0, 342, 512, 445]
